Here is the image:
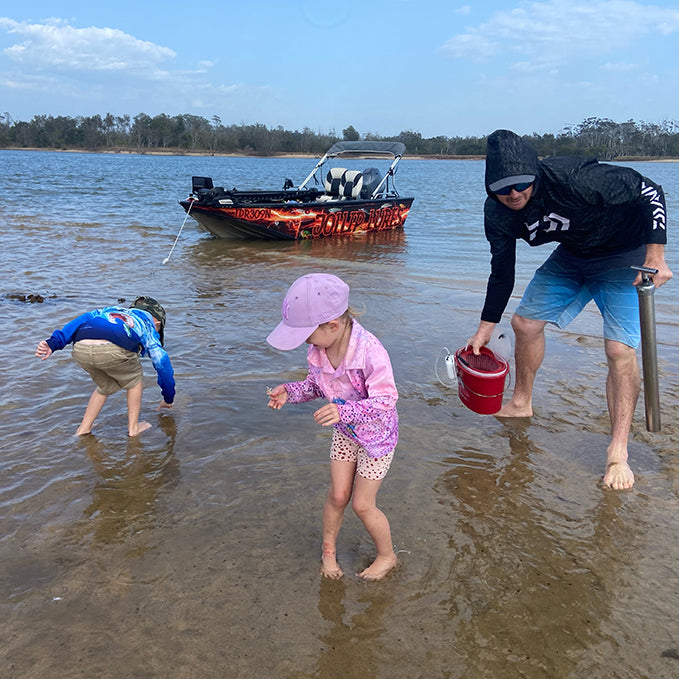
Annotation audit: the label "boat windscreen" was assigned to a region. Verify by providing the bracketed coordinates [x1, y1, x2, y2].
[326, 141, 406, 158]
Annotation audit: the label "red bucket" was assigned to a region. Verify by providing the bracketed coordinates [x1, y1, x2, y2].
[455, 346, 509, 415]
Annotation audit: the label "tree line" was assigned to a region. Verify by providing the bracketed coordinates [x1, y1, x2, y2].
[1, 112, 678, 160]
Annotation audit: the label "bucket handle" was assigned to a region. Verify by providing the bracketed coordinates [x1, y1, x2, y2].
[460, 344, 513, 390]
[456, 352, 471, 368]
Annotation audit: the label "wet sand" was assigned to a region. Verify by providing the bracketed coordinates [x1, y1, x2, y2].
[4, 254, 679, 678]
[2, 151, 679, 678]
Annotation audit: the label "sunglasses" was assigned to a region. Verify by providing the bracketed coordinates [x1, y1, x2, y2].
[494, 181, 534, 196]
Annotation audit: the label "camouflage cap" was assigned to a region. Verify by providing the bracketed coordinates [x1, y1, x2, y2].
[132, 296, 166, 345]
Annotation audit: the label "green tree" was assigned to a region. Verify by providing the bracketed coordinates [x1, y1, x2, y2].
[342, 125, 359, 141]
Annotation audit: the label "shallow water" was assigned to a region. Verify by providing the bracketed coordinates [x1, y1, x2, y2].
[2, 150, 679, 678]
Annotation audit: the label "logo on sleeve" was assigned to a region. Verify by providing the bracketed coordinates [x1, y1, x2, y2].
[641, 181, 666, 231]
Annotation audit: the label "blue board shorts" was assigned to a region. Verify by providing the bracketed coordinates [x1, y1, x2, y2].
[515, 244, 645, 348]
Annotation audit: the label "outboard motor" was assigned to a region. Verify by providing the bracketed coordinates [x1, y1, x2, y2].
[360, 167, 382, 198]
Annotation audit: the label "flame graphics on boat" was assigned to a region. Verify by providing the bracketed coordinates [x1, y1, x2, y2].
[192, 200, 412, 239]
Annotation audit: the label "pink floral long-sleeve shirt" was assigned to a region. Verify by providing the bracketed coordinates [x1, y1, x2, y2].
[284, 320, 398, 458]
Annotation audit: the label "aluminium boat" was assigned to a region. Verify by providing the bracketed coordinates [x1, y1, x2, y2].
[179, 141, 414, 240]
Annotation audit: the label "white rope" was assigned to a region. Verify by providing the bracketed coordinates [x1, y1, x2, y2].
[162, 200, 193, 264]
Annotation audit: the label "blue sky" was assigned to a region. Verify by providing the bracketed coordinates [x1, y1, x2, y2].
[1, 0, 678, 138]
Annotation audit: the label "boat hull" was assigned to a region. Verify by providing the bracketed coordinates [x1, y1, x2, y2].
[180, 197, 414, 240]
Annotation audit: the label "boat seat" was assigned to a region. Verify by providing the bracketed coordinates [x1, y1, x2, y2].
[340, 170, 364, 199]
[320, 167, 346, 199]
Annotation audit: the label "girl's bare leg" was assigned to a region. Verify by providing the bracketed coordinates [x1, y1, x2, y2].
[352, 475, 397, 580]
[321, 460, 355, 578]
[76, 389, 108, 435]
[126, 381, 151, 437]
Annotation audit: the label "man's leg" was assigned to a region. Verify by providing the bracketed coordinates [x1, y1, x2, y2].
[601, 339, 640, 490]
[497, 314, 548, 418]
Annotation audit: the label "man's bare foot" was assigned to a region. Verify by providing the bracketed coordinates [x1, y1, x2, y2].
[357, 553, 397, 581]
[601, 460, 635, 490]
[128, 421, 152, 437]
[495, 400, 532, 418]
[320, 547, 343, 579]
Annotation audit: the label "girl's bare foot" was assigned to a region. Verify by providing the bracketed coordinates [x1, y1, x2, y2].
[75, 426, 92, 436]
[601, 460, 635, 490]
[320, 545, 343, 579]
[129, 421, 152, 437]
[358, 553, 398, 581]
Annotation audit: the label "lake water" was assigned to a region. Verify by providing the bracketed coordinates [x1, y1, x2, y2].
[1, 149, 679, 678]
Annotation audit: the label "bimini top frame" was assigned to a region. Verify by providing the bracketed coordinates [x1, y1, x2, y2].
[297, 141, 407, 198]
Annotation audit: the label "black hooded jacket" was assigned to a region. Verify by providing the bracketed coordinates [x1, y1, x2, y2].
[481, 129, 667, 323]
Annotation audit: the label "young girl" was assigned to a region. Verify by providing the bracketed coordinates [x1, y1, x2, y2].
[267, 273, 399, 581]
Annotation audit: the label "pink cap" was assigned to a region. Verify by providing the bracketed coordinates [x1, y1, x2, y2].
[267, 273, 350, 350]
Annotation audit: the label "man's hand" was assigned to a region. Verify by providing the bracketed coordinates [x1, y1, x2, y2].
[467, 320, 496, 355]
[637, 244, 673, 288]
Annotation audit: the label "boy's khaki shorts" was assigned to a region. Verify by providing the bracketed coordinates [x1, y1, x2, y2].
[72, 342, 142, 395]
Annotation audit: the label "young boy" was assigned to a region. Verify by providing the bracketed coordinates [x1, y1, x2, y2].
[35, 296, 175, 437]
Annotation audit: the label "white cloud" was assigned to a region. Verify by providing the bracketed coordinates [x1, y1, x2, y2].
[441, 0, 679, 69]
[0, 17, 273, 118]
[600, 61, 639, 72]
[0, 17, 176, 73]
[446, 33, 499, 61]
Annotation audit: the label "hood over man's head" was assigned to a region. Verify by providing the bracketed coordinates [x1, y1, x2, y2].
[485, 129, 539, 199]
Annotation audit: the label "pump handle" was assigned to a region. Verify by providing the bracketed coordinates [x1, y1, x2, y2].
[631, 265, 659, 282]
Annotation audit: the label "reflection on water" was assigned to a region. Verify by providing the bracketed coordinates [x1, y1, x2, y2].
[68, 414, 180, 553]
[2, 151, 679, 678]
[433, 426, 607, 677]
[427, 419, 679, 678]
[184, 227, 408, 273]
[309, 579, 393, 679]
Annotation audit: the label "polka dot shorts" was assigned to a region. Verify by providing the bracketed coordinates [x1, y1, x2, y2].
[330, 429, 394, 480]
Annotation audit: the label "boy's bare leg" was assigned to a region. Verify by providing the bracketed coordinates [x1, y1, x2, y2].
[321, 460, 354, 579]
[352, 475, 397, 581]
[76, 389, 108, 435]
[126, 381, 151, 437]
[601, 339, 640, 490]
[496, 315, 547, 418]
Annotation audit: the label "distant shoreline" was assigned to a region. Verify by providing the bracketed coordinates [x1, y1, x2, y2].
[0, 145, 483, 160]
[2, 146, 678, 162]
